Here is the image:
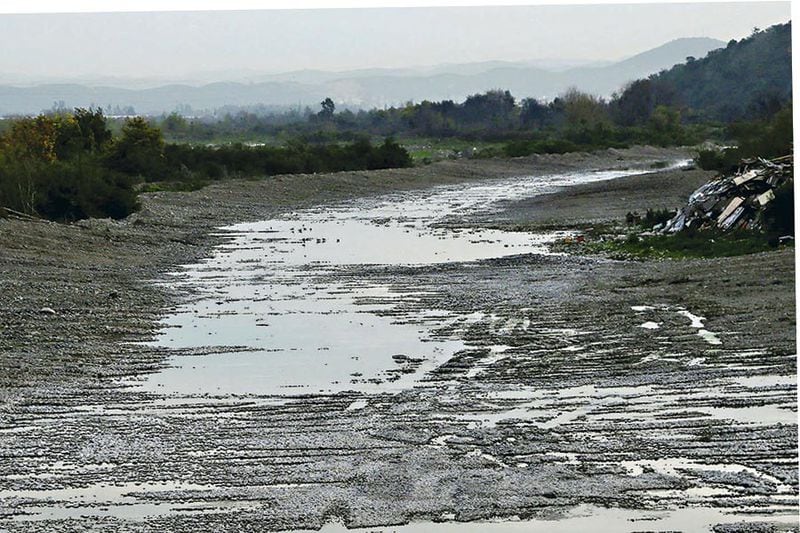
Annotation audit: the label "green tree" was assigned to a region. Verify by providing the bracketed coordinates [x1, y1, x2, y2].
[0, 111, 138, 220]
[520, 98, 552, 129]
[2, 115, 58, 162]
[162, 112, 189, 138]
[647, 105, 684, 143]
[106, 117, 166, 179]
[561, 88, 610, 131]
[54, 108, 112, 160]
[74, 108, 112, 152]
[319, 97, 335, 119]
[611, 79, 654, 126]
[460, 90, 517, 131]
[0, 116, 58, 214]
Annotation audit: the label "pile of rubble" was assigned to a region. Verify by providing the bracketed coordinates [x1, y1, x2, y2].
[660, 155, 793, 233]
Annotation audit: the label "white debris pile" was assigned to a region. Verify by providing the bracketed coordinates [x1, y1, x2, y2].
[660, 155, 793, 233]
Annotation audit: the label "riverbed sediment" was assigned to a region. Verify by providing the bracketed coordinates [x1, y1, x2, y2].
[0, 146, 796, 532]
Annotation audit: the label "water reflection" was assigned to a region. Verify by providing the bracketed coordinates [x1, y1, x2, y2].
[140, 163, 688, 396]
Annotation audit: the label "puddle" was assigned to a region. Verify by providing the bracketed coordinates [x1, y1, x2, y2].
[13, 500, 258, 521]
[0, 481, 216, 502]
[441, 384, 658, 429]
[138, 164, 688, 397]
[678, 309, 723, 345]
[632, 305, 723, 345]
[1, 481, 243, 521]
[620, 458, 796, 496]
[733, 374, 796, 388]
[697, 404, 797, 425]
[293, 504, 799, 533]
[443, 379, 797, 431]
[139, 280, 466, 395]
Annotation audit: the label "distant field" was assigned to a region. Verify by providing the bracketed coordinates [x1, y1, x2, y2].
[156, 134, 506, 166]
[399, 137, 506, 164]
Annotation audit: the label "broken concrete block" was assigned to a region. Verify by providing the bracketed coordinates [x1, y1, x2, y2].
[756, 189, 776, 206]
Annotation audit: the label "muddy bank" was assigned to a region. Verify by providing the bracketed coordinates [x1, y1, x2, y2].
[0, 145, 796, 532]
[475, 165, 715, 227]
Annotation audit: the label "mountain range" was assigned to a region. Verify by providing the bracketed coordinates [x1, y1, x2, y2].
[0, 37, 725, 116]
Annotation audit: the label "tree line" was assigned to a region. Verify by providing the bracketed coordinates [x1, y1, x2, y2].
[157, 86, 700, 153]
[0, 109, 412, 221]
[696, 104, 793, 172]
[154, 23, 790, 153]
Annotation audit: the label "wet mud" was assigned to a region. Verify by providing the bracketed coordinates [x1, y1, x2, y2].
[0, 147, 796, 532]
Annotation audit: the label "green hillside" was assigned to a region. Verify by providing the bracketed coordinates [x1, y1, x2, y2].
[648, 22, 791, 121]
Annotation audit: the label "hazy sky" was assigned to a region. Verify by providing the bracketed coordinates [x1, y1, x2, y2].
[0, 2, 790, 81]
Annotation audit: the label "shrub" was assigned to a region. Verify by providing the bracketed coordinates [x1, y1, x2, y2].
[36, 159, 138, 221]
[0, 110, 140, 221]
[106, 117, 167, 179]
[644, 208, 675, 227]
[763, 180, 794, 235]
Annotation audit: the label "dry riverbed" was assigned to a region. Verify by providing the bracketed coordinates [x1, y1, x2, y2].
[0, 146, 796, 532]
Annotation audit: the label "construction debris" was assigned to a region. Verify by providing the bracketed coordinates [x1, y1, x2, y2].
[660, 155, 793, 233]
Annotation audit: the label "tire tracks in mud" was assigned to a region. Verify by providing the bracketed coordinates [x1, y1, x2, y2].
[0, 147, 796, 532]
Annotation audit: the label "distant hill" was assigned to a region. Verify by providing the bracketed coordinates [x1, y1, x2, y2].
[321, 36, 725, 106]
[611, 37, 727, 75]
[645, 23, 792, 121]
[0, 36, 726, 116]
[571, 37, 727, 94]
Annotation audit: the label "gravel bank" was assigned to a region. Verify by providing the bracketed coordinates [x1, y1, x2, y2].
[0, 145, 795, 532]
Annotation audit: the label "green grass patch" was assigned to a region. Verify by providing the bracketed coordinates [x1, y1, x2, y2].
[139, 180, 210, 193]
[587, 230, 786, 260]
[398, 137, 506, 164]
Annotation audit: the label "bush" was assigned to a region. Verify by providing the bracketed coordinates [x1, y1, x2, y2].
[105, 117, 167, 179]
[763, 180, 794, 235]
[0, 110, 140, 221]
[697, 104, 793, 173]
[695, 148, 747, 173]
[644, 208, 675, 227]
[36, 159, 138, 221]
[592, 229, 782, 259]
[696, 149, 724, 170]
[503, 138, 581, 157]
[160, 137, 412, 183]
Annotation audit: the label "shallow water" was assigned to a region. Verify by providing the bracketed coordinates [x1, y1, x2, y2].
[140, 164, 687, 397]
[7, 159, 797, 530]
[297, 504, 800, 533]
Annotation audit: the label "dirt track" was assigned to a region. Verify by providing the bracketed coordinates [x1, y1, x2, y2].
[0, 146, 796, 532]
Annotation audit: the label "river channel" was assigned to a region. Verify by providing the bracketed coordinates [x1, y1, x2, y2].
[138, 164, 685, 397]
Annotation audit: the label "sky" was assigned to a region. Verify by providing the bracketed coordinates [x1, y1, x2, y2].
[0, 2, 790, 82]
